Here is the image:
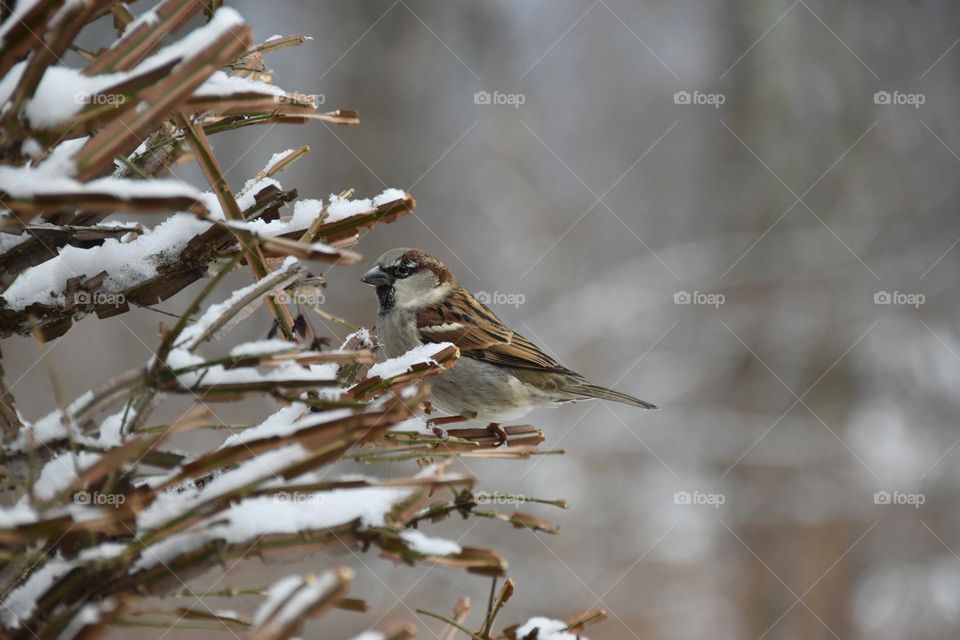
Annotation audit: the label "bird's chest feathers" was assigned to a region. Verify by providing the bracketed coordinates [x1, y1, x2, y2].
[378, 309, 423, 358]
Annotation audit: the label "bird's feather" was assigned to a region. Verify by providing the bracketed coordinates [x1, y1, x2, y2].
[415, 286, 575, 374]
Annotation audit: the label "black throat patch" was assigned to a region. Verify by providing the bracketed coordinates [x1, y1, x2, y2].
[376, 285, 395, 314]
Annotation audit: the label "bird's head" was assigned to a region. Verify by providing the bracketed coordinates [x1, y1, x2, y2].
[362, 248, 454, 313]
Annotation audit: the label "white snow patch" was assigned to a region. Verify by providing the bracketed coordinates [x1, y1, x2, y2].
[399, 529, 461, 556]
[368, 343, 452, 379]
[229, 338, 300, 357]
[516, 617, 581, 640]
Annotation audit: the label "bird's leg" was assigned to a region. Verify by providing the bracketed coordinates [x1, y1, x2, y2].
[485, 423, 508, 447]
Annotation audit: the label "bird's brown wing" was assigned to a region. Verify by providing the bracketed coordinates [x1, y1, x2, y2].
[415, 286, 573, 374]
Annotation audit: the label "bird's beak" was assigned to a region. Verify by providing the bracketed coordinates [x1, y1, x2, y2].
[361, 266, 393, 287]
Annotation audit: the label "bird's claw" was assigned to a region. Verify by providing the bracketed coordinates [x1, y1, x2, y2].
[486, 423, 508, 447]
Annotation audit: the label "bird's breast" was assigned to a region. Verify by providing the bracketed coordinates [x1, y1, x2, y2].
[377, 310, 423, 358]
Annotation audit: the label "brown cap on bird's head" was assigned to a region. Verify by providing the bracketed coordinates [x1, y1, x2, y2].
[362, 248, 453, 286]
[397, 249, 453, 284]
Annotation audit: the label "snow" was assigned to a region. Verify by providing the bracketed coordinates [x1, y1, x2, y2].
[39, 137, 87, 175]
[253, 575, 303, 626]
[1, 212, 210, 310]
[388, 415, 432, 434]
[133, 481, 414, 571]
[367, 343, 453, 379]
[229, 338, 300, 357]
[219, 402, 307, 449]
[0, 542, 127, 629]
[264, 149, 296, 174]
[0, 502, 38, 528]
[516, 618, 581, 640]
[0, 0, 42, 51]
[0, 165, 202, 199]
[96, 411, 125, 447]
[28, 451, 101, 502]
[223, 187, 405, 239]
[77, 542, 127, 561]
[174, 257, 302, 350]
[350, 632, 385, 640]
[323, 188, 407, 224]
[1, 555, 75, 628]
[0, 230, 30, 252]
[340, 327, 373, 350]
[373, 188, 405, 206]
[194, 70, 285, 97]
[399, 529, 462, 556]
[0, 8, 247, 130]
[137, 444, 311, 531]
[166, 348, 339, 390]
[253, 572, 339, 628]
[117, 8, 160, 40]
[8, 391, 92, 451]
[20, 138, 42, 158]
[219, 407, 352, 448]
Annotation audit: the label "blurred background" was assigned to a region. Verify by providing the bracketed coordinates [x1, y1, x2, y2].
[7, 1, 960, 638]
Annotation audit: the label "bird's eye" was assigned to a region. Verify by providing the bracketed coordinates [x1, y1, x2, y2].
[393, 264, 414, 279]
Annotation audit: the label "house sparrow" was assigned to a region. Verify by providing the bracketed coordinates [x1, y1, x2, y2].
[361, 248, 656, 428]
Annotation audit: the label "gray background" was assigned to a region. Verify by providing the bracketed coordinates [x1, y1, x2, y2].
[6, 1, 960, 638]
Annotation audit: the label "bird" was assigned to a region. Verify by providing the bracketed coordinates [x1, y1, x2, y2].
[361, 248, 656, 439]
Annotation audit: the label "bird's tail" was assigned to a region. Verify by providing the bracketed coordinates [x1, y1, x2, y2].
[566, 381, 657, 409]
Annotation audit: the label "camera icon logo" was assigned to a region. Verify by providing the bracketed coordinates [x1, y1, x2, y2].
[475, 291, 491, 304]
[874, 91, 891, 105]
[74, 490, 91, 504]
[873, 291, 891, 304]
[673, 490, 691, 504]
[474, 91, 491, 105]
[673, 291, 691, 304]
[673, 91, 691, 105]
[873, 490, 891, 505]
